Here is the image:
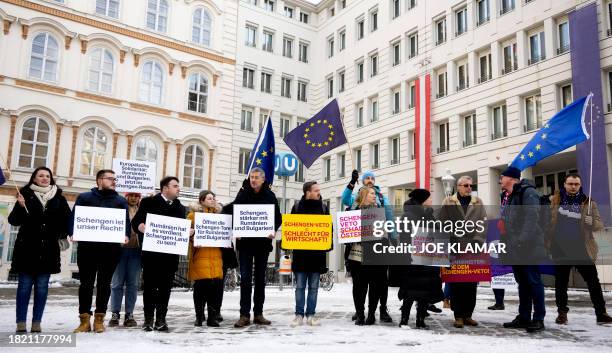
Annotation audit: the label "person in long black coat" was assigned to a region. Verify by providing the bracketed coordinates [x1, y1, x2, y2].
[396, 189, 443, 329]
[8, 167, 71, 333]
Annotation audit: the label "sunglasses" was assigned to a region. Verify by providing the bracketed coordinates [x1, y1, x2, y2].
[459, 184, 473, 188]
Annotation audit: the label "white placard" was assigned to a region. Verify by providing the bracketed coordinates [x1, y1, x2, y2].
[491, 273, 518, 289]
[72, 206, 126, 243]
[113, 158, 156, 194]
[194, 213, 233, 248]
[232, 204, 275, 238]
[336, 208, 385, 244]
[141, 213, 191, 255]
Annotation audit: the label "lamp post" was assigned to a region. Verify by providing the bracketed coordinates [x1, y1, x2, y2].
[441, 169, 455, 198]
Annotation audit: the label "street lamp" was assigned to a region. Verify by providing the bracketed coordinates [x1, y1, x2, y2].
[441, 169, 455, 198]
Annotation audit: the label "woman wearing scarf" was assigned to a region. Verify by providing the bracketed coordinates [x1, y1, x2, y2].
[8, 167, 71, 333]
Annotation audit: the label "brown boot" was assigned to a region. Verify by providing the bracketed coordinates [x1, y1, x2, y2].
[31, 321, 41, 333]
[253, 314, 271, 325]
[73, 313, 91, 333]
[16, 322, 27, 333]
[443, 299, 451, 309]
[555, 311, 568, 325]
[234, 315, 251, 328]
[453, 318, 464, 328]
[464, 317, 479, 326]
[93, 313, 106, 333]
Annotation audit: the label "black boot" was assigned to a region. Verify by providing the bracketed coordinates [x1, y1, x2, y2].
[379, 306, 393, 323]
[399, 302, 411, 328]
[207, 307, 220, 327]
[351, 312, 357, 321]
[154, 310, 168, 332]
[416, 315, 429, 329]
[365, 310, 376, 325]
[427, 304, 442, 313]
[526, 320, 545, 333]
[194, 305, 205, 327]
[142, 311, 154, 332]
[355, 311, 365, 326]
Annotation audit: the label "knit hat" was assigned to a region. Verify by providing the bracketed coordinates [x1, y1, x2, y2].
[361, 170, 376, 182]
[501, 166, 521, 179]
[409, 188, 431, 205]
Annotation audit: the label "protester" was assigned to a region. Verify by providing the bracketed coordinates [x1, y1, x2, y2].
[132, 176, 188, 332]
[546, 173, 612, 325]
[9, 167, 71, 333]
[70, 169, 130, 333]
[289, 181, 331, 327]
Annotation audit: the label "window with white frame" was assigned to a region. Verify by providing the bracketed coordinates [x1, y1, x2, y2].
[392, 87, 401, 114]
[500, 0, 515, 16]
[284, 6, 294, 18]
[558, 20, 570, 54]
[435, 17, 446, 45]
[354, 147, 362, 172]
[356, 103, 364, 127]
[300, 12, 309, 24]
[146, 0, 168, 32]
[479, 53, 492, 83]
[327, 76, 334, 98]
[560, 84, 572, 108]
[280, 115, 290, 138]
[491, 104, 507, 139]
[323, 157, 331, 181]
[407, 80, 416, 108]
[18, 117, 49, 169]
[327, 36, 334, 58]
[297, 80, 308, 102]
[183, 144, 204, 189]
[264, 0, 274, 12]
[299, 42, 308, 63]
[390, 136, 400, 164]
[502, 42, 517, 74]
[437, 121, 450, 153]
[188, 72, 208, 114]
[408, 32, 418, 58]
[192, 8, 212, 46]
[409, 129, 416, 159]
[281, 76, 292, 98]
[477, 0, 490, 26]
[29, 32, 59, 82]
[463, 114, 477, 147]
[294, 160, 304, 182]
[370, 53, 378, 77]
[88, 47, 114, 94]
[370, 96, 378, 122]
[528, 31, 545, 64]
[339, 29, 346, 51]
[357, 17, 365, 40]
[283, 37, 293, 58]
[457, 62, 468, 91]
[392, 41, 401, 66]
[407, 0, 416, 10]
[79, 126, 107, 176]
[370, 142, 380, 169]
[96, 0, 119, 18]
[134, 136, 157, 162]
[245, 25, 257, 47]
[241, 107, 253, 132]
[260, 71, 272, 93]
[370, 8, 378, 32]
[524, 94, 542, 131]
[262, 31, 273, 52]
[455, 7, 467, 36]
[337, 153, 346, 177]
[139, 60, 164, 105]
[392, 0, 400, 19]
[338, 71, 345, 93]
[437, 71, 447, 98]
[238, 148, 251, 174]
[356, 60, 364, 83]
[243, 67, 255, 88]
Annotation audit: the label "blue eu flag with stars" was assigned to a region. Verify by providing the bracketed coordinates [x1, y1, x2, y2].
[510, 94, 592, 171]
[246, 115, 276, 184]
[284, 99, 347, 168]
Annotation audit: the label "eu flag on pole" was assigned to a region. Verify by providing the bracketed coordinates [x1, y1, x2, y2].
[284, 99, 347, 168]
[510, 94, 592, 171]
[246, 115, 276, 184]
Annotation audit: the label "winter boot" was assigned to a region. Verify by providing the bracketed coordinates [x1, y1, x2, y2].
[416, 311, 429, 329]
[453, 318, 464, 328]
[154, 310, 168, 332]
[351, 312, 357, 321]
[399, 303, 410, 328]
[379, 306, 393, 323]
[555, 311, 568, 325]
[194, 306, 205, 327]
[142, 312, 154, 332]
[207, 308, 220, 327]
[73, 313, 91, 333]
[30, 321, 41, 333]
[596, 312, 612, 325]
[93, 313, 106, 333]
[234, 315, 250, 328]
[253, 314, 271, 325]
[427, 304, 442, 313]
[488, 304, 505, 310]
[526, 320, 545, 333]
[354, 311, 365, 326]
[108, 312, 120, 327]
[443, 299, 451, 309]
[503, 315, 530, 329]
[365, 309, 376, 325]
[123, 313, 137, 327]
[16, 322, 27, 333]
[464, 317, 479, 326]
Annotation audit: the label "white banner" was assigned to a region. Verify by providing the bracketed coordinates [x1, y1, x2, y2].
[336, 208, 385, 244]
[194, 213, 233, 248]
[113, 158, 156, 194]
[72, 206, 126, 243]
[491, 273, 518, 289]
[232, 204, 275, 238]
[141, 214, 191, 255]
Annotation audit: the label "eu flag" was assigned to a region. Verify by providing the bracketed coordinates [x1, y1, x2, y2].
[246, 115, 276, 184]
[284, 99, 347, 168]
[510, 94, 592, 171]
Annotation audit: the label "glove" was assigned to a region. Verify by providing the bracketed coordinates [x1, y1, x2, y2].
[58, 238, 70, 252]
[351, 169, 359, 184]
[584, 215, 593, 226]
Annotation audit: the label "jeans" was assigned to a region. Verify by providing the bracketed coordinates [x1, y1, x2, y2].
[110, 248, 141, 314]
[239, 248, 269, 316]
[294, 272, 320, 316]
[16, 273, 50, 323]
[450, 282, 478, 319]
[512, 265, 546, 321]
[554, 264, 606, 315]
[493, 288, 505, 306]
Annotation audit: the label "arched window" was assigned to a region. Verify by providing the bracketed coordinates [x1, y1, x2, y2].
[146, 0, 169, 32]
[29, 32, 59, 82]
[134, 136, 158, 162]
[139, 60, 163, 104]
[188, 73, 208, 114]
[88, 48, 114, 94]
[18, 117, 50, 169]
[191, 8, 212, 46]
[183, 144, 204, 189]
[79, 126, 108, 176]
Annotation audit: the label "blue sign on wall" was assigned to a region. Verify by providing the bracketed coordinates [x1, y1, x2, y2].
[275, 152, 298, 176]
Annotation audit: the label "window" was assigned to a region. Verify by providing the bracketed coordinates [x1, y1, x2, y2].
[300, 12, 309, 24]
[29, 33, 59, 82]
[79, 126, 108, 175]
[337, 153, 346, 177]
[356, 60, 364, 83]
[284, 6, 294, 18]
[324, 158, 331, 181]
[188, 73, 208, 113]
[370, 9, 378, 32]
[435, 17, 446, 45]
[357, 18, 365, 40]
[524, 94, 542, 131]
[146, 0, 168, 32]
[437, 122, 450, 153]
[390, 136, 400, 164]
[134, 136, 157, 162]
[238, 148, 251, 174]
[392, 41, 401, 66]
[492, 104, 508, 139]
[392, 0, 400, 19]
[478, 53, 492, 83]
[370, 53, 378, 77]
[409, 130, 416, 159]
[87, 48, 114, 94]
[408, 32, 418, 58]
[297, 81, 308, 102]
[243, 67, 255, 89]
[280, 115, 290, 138]
[281, 76, 292, 98]
[455, 7, 467, 36]
[558, 21, 570, 54]
[407, 80, 416, 108]
[356, 103, 364, 127]
[299, 42, 308, 63]
[18, 117, 49, 169]
[560, 84, 572, 108]
[370, 97, 378, 122]
[260, 71, 272, 93]
[192, 8, 212, 46]
[502, 42, 517, 74]
[283, 37, 293, 58]
[341, 0, 346, 9]
[96, 0, 119, 18]
[183, 144, 204, 189]
[327, 76, 334, 98]
[407, 0, 417, 10]
[354, 148, 362, 172]
[139, 60, 163, 105]
[457, 62, 468, 91]
[370, 142, 380, 169]
[339, 30, 346, 51]
[500, 0, 515, 15]
[262, 31, 273, 52]
[241, 108, 253, 131]
[437, 71, 447, 98]
[330, 7, 335, 17]
[338, 71, 345, 93]
[294, 160, 304, 182]
[463, 114, 477, 147]
[259, 110, 269, 132]
[245, 25, 257, 47]
[327, 36, 334, 58]
[392, 87, 400, 114]
[477, 0, 490, 26]
[528, 31, 545, 64]
[264, 0, 274, 12]
[7, 226, 19, 262]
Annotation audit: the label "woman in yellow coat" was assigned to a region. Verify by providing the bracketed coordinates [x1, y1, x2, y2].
[187, 190, 223, 327]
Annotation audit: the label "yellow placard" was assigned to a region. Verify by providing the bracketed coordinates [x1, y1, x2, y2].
[281, 214, 333, 250]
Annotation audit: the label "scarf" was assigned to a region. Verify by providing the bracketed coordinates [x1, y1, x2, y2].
[558, 187, 585, 219]
[29, 184, 57, 208]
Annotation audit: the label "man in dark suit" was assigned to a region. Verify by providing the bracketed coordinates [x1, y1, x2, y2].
[132, 176, 188, 332]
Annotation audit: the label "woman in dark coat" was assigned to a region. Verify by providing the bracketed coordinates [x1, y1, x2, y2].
[8, 167, 71, 333]
[396, 189, 443, 329]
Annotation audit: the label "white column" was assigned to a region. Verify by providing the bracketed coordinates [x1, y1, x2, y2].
[446, 60, 456, 95]
[467, 50, 477, 88]
[491, 41, 501, 79]
[516, 29, 527, 68]
[543, 17, 555, 60]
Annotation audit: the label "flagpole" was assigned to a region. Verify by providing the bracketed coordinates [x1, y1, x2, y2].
[340, 109, 359, 187]
[588, 92, 594, 215]
[0, 153, 29, 213]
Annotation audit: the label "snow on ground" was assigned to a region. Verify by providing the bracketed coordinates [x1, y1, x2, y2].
[0, 283, 610, 353]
